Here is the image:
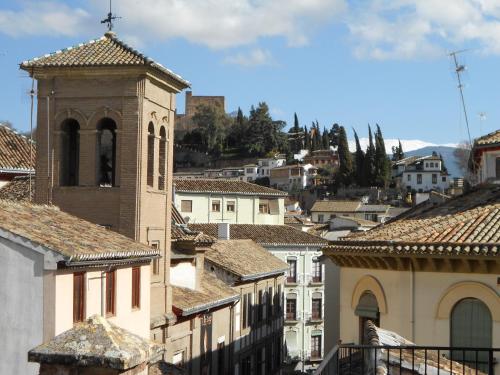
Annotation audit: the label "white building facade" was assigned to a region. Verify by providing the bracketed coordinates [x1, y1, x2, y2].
[173, 178, 287, 225]
[400, 155, 450, 192]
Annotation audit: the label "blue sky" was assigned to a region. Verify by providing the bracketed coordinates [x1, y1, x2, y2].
[1, 0, 499, 148]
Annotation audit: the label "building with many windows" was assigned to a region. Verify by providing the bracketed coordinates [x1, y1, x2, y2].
[190, 223, 328, 373]
[174, 178, 287, 225]
[269, 164, 318, 191]
[394, 154, 450, 193]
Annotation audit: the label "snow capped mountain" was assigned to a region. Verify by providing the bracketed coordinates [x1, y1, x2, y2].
[347, 138, 457, 153]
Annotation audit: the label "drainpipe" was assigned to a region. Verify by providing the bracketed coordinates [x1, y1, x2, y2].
[302, 249, 306, 373]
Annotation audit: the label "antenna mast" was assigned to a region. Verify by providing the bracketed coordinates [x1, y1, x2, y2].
[101, 0, 121, 31]
[449, 50, 472, 147]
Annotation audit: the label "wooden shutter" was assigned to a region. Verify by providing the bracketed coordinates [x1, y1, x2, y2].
[132, 267, 141, 308]
[105, 270, 116, 316]
[73, 272, 85, 323]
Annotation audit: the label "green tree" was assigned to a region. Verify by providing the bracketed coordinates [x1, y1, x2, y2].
[374, 124, 390, 187]
[353, 129, 365, 186]
[322, 127, 330, 149]
[391, 139, 405, 161]
[363, 125, 376, 186]
[329, 123, 340, 148]
[337, 126, 353, 186]
[191, 104, 230, 156]
[227, 107, 248, 152]
[303, 125, 310, 151]
[288, 113, 303, 154]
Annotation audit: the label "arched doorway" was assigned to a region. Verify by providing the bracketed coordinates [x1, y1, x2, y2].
[355, 291, 380, 344]
[451, 298, 492, 370]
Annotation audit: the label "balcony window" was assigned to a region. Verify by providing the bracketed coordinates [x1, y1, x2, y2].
[417, 174, 422, 184]
[311, 335, 322, 359]
[286, 259, 297, 283]
[131, 267, 141, 309]
[73, 272, 85, 323]
[312, 298, 322, 320]
[286, 298, 297, 320]
[105, 270, 116, 316]
[312, 259, 322, 282]
[432, 174, 437, 184]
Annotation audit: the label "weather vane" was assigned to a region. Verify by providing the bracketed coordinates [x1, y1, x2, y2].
[101, 0, 121, 31]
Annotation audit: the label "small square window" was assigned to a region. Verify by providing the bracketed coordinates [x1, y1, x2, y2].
[181, 200, 192, 213]
[212, 200, 221, 212]
[259, 203, 269, 214]
[227, 201, 235, 212]
[442, 176, 446, 182]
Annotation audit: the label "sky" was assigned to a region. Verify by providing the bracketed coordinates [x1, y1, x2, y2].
[1, 0, 500, 148]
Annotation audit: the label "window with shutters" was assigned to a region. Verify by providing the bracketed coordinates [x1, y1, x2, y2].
[73, 272, 85, 323]
[242, 293, 253, 329]
[267, 286, 273, 319]
[105, 270, 116, 316]
[432, 174, 437, 184]
[312, 258, 322, 282]
[286, 297, 297, 320]
[132, 267, 141, 309]
[181, 200, 192, 213]
[312, 298, 322, 320]
[417, 174, 422, 184]
[311, 335, 322, 359]
[451, 298, 492, 370]
[287, 259, 297, 283]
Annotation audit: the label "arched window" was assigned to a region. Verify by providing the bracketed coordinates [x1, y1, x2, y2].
[158, 126, 166, 190]
[355, 291, 379, 343]
[451, 298, 492, 370]
[147, 122, 155, 187]
[97, 118, 117, 187]
[60, 119, 80, 186]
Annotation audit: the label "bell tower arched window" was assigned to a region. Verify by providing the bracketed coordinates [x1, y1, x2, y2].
[97, 118, 117, 187]
[158, 126, 166, 190]
[147, 122, 155, 187]
[60, 119, 80, 186]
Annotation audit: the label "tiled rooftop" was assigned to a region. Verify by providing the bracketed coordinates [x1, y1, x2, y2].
[0, 175, 34, 201]
[0, 125, 35, 172]
[310, 200, 361, 213]
[20, 32, 190, 87]
[189, 224, 327, 246]
[205, 239, 288, 280]
[326, 185, 500, 257]
[174, 178, 287, 196]
[28, 315, 159, 370]
[475, 129, 500, 146]
[172, 272, 239, 316]
[171, 205, 216, 245]
[0, 199, 159, 262]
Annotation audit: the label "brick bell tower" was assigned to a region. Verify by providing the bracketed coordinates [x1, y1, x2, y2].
[20, 31, 190, 340]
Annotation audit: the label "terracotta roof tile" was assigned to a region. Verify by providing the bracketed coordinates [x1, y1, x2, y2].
[189, 224, 327, 246]
[174, 178, 287, 196]
[0, 199, 159, 262]
[20, 33, 189, 87]
[171, 205, 216, 244]
[326, 185, 500, 257]
[0, 125, 35, 172]
[205, 239, 288, 280]
[475, 129, 500, 146]
[0, 176, 34, 201]
[310, 200, 361, 213]
[172, 272, 239, 316]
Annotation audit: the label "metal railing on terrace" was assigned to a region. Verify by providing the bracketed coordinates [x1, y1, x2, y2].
[314, 344, 499, 375]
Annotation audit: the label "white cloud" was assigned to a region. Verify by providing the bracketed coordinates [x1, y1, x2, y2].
[0, 2, 91, 37]
[348, 0, 500, 59]
[103, 0, 347, 49]
[224, 48, 275, 67]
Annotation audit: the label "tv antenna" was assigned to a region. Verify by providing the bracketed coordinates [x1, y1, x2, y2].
[101, 0, 121, 31]
[449, 49, 472, 147]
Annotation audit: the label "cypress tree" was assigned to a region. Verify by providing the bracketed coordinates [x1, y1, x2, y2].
[322, 127, 330, 149]
[364, 125, 376, 186]
[374, 124, 390, 187]
[353, 129, 365, 186]
[337, 126, 353, 186]
[303, 125, 310, 151]
[288, 113, 302, 153]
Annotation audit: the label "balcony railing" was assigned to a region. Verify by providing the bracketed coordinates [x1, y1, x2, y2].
[314, 345, 499, 375]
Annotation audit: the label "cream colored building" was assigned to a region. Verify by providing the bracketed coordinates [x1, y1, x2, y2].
[0, 200, 157, 375]
[471, 129, 500, 183]
[323, 185, 499, 372]
[174, 178, 287, 225]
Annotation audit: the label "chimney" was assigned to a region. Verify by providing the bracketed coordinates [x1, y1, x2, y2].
[218, 222, 230, 240]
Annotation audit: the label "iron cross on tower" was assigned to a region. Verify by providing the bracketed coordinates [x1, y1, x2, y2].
[101, 0, 121, 31]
